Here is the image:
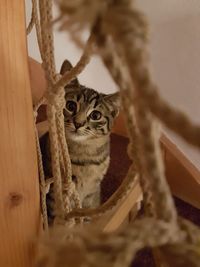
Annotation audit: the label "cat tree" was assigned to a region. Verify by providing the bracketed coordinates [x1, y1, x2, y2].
[1, 1, 200, 267]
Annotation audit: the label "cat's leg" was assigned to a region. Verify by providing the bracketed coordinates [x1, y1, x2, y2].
[82, 188, 101, 208]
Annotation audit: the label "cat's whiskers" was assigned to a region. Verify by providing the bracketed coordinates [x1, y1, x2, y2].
[65, 122, 105, 139]
[81, 128, 96, 137]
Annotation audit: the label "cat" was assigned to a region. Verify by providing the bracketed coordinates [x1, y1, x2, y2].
[40, 59, 120, 218]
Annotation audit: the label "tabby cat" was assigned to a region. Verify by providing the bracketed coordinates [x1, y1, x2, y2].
[40, 60, 120, 214]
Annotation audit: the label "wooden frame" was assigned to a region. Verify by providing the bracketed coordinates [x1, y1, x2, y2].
[0, 2, 40, 267]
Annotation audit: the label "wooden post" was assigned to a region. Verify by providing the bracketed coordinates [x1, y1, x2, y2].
[0, 1, 40, 266]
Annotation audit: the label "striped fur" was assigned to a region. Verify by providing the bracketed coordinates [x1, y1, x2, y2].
[40, 60, 120, 219]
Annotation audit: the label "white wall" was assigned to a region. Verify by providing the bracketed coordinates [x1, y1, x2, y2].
[26, 1, 200, 169]
[150, 15, 200, 169]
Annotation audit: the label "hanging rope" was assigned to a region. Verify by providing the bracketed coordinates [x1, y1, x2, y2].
[94, 31, 155, 217]
[30, 0, 83, 225]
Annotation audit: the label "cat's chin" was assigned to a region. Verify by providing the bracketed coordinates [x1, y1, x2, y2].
[66, 131, 89, 142]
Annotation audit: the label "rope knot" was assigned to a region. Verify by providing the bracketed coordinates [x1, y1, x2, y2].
[40, 183, 49, 195]
[54, 73, 62, 82]
[47, 87, 66, 111]
[63, 180, 76, 198]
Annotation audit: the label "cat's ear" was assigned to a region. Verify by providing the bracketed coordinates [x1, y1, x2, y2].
[60, 60, 79, 87]
[104, 92, 121, 117]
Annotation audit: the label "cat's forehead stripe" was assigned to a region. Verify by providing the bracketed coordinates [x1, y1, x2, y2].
[76, 94, 82, 101]
[77, 88, 101, 107]
[101, 100, 111, 111]
[86, 90, 98, 101]
[82, 90, 87, 102]
[88, 93, 99, 104]
[65, 88, 114, 113]
[93, 97, 100, 108]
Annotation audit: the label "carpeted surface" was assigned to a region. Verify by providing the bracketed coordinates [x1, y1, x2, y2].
[102, 133, 200, 267]
[101, 133, 131, 203]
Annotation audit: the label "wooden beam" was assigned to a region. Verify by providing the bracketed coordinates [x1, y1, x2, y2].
[101, 182, 142, 233]
[0, 2, 40, 267]
[37, 121, 49, 138]
[162, 134, 200, 209]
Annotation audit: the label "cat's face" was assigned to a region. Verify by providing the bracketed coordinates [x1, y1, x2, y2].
[61, 60, 120, 141]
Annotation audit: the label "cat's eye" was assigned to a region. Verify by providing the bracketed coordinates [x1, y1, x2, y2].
[89, 110, 102, 121]
[66, 100, 77, 113]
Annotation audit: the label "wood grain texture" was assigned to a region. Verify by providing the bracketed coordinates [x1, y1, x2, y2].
[0, 1, 40, 266]
[102, 182, 142, 233]
[162, 134, 200, 209]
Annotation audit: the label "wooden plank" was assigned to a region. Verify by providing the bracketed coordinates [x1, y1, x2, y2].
[37, 121, 49, 138]
[162, 134, 200, 209]
[0, 1, 40, 267]
[102, 182, 142, 232]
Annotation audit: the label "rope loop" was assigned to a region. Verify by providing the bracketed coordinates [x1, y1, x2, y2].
[46, 86, 66, 112]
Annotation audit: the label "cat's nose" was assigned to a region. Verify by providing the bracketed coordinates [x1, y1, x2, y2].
[74, 121, 85, 129]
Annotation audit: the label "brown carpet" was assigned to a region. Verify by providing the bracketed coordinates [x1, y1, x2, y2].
[101, 133, 131, 203]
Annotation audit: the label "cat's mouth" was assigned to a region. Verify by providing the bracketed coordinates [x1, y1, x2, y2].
[65, 128, 90, 141]
[68, 128, 83, 135]
[67, 132, 89, 141]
